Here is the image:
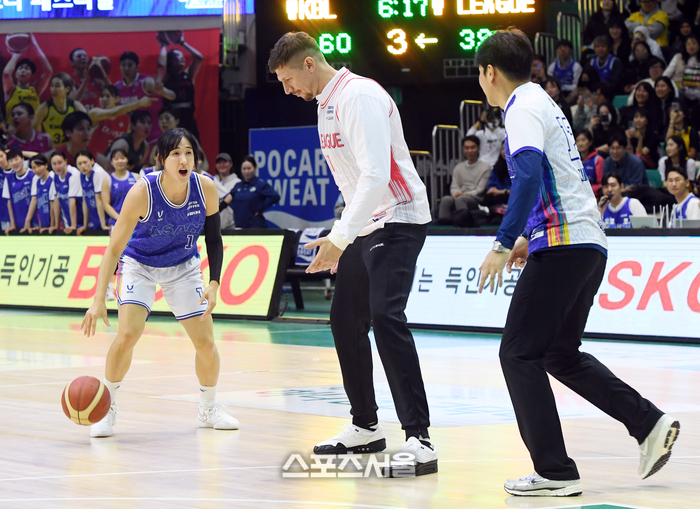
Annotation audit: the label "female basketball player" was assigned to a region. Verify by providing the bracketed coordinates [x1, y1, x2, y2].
[81, 127, 236, 437]
[33, 73, 87, 145]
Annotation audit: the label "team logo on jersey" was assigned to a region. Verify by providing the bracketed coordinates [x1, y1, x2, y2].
[126, 284, 134, 293]
[157, 210, 164, 221]
[320, 132, 344, 149]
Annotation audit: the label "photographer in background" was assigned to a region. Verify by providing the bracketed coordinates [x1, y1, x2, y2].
[466, 106, 505, 168]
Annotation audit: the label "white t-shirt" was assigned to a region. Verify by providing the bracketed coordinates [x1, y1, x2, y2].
[316, 68, 431, 249]
[658, 156, 697, 181]
[466, 124, 506, 168]
[672, 193, 700, 225]
[215, 173, 241, 230]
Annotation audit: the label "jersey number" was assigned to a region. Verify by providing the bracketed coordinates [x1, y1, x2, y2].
[185, 235, 195, 249]
[555, 116, 587, 181]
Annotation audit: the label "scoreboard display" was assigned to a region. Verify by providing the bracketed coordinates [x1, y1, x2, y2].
[257, 0, 547, 84]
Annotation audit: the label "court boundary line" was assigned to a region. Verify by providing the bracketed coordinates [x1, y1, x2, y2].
[0, 498, 414, 508]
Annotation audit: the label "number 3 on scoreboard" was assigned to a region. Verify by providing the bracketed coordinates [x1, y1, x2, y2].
[387, 29, 408, 55]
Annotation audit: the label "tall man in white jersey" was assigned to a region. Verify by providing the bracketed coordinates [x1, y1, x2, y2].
[269, 32, 437, 476]
[475, 29, 679, 497]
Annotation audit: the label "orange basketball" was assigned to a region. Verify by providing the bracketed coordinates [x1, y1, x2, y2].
[5, 33, 30, 54]
[61, 376, 111, 426]
[88, 56, 112, 80]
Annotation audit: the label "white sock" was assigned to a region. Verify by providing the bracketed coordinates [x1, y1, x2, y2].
[103, 379, 121, 404]
[200, 384, 216, 407]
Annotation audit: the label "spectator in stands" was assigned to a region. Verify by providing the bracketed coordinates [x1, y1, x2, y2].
[24, 154, 55, 233]
[577, 130, 606, 194]
[667, 166, 700, 223]
[625, 41, 654, 91]
[591, 102, 621, 155]
[2, 148, 33, 234]
[610, 20, 633, 63]
[483, 144, 511, 210]
[590, 36, 624, 92]
[655, 75, 683, 132]
[572, 66, 601, 130]
[626, 0, 670, 47]
[218, 155, 280, 229]
[664, 33, 698, 86]
[214, 152, 240, 230]
[632, 25, 667, 60]
[627, 57, 678, 105]
[466, 106, 505, 168]
[666, 104, 700, 157]
[584, 0, 627, 46]
[598, 172, 648, 227]
[545, 77, 573, 124]
[436, 135, 491, 225]
[659, 133, 697, 179]
[548, 40, 582, 102]
[622, 81, 664, 126]
[669, 18, 694, 53]
[530, 54, 548, 88]
[603, 131, 650, 188]
[626, 107, 662, 167]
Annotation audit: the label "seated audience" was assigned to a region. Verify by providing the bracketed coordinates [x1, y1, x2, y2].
[584, 0, 627, 46]
[214, 152, 241, 230]
[590, 36, 624, 92]
[603, 132, 650, 189]
[632, 25, 666, 61]
[658, 134, 697, 179]
[664, 34, 699, 86]
[483, 144, 511, 209]
[599, 172, 648, 227]
[669, 18, 694, 53]
[610, 19, 633, 63]
[621, 81, 664, 127]
[436, 135, 491, 225]
[667, 166, 700, 224]
[626, 0, 670, 47]
[667, 104, 700, 157]
[572, 66, 601, 130]
[576, 130, 605, 194]
[530, 54, 548, 88]
[626, 107, 662, 168]
[466, 106, 505, 168]
[655, 75, 683, 132]
[545, 77, 573, 125]
[547, 40, 582, 102]
[625, 41, 654, 91]
[219, 155, 281, 229]
[591, 102, 622, 156]
[627, 57, 678, 105]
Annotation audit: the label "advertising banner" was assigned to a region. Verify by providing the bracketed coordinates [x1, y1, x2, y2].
[250, 126, 339, 230]
[406, 234, 700, 340]
[0, 232, 293, 319]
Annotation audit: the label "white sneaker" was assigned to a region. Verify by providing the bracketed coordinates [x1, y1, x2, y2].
[105, 282, 116, 301]
[90, 403, 117, 438]
[504, 472, 581, 497]
[196, 404, 240, 430]
[313, 424, 386, 455]
[383, 436, 438, 477]
[638, 414, 680, 479]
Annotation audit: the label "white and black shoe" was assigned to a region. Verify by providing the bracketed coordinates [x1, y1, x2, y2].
[383, 436, 438, 477]
[313, 424, 386, 454]
[638, 414, 680, 479]
[90, 403, 117, 438]
[504, 472, 582, 497]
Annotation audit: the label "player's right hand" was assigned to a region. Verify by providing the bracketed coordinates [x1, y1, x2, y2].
[82, 301, 110, 337]
[506, 236, 529, 273]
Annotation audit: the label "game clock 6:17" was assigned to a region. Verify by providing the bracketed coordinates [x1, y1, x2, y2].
[378, 0, 444, 18]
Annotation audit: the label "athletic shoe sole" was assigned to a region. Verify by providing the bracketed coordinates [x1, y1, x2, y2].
[504, 484, 582, 497]
[314, 438, 386, 455]
[643, 420, 680, 479]
[382, 459, 438, 478]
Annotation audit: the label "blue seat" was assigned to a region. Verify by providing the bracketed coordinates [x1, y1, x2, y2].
[612, 94, 629, 110]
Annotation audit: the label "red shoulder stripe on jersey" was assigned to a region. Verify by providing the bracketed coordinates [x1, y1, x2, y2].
[388, 150, 413, 203]
[320, 69, 351, 110]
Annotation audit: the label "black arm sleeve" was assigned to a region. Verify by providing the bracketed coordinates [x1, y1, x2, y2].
[219, 200, 229, 212]
[204, 212, 223, 283]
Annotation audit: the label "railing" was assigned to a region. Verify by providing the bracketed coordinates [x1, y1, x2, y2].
[557, 12, 582, 61]
[410, 150, 433, 187]
[431, 125, 462, 217]
[533, 32, 557, 67]
[459, 100, 484, 137]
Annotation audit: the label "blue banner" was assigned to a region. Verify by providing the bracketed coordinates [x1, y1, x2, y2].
[250, 126, 339, 230]
[0, 0, 242, 20]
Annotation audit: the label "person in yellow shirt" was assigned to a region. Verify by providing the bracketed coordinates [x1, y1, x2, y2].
[33, 73, 87, 145]
[3, 34, 52, 120]
[625, 0, 670, 47]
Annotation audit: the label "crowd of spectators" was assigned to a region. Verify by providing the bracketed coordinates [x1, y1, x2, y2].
[436, 0, 700, 228]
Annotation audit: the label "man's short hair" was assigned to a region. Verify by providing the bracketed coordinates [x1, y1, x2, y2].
[61, 111, 92, 133]
[475, 28, 533, 82]
[16, 58, 37, 75]
[604, 172, 623, 186]
[6, 148, 23, 161]
[119, 51, 139, 66]
[555, 39, 573, 50]
[463, 135, 480, 148]
[667, 166, 689, 180]
[610, 132, 628, 147]
[130, 110, 152, 125]
[268, 31, 324, 73]
[593, 35, 611, 47]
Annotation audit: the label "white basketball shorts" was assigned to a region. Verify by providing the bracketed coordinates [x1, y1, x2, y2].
[116, 255, 208, 320]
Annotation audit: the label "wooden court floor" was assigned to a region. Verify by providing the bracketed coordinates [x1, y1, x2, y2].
[0, 309, 698, 509]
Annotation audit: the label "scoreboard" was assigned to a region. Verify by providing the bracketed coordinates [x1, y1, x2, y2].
[257, 0, 547, 84]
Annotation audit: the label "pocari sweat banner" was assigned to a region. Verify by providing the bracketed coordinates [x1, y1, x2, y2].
[250, 126, 339, 230]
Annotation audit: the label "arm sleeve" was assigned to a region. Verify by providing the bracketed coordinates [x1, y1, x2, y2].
[204, 212, 223, 283]
[495, 150, 543, 249]
[327, 92, 393, 250]
[630, 198, 647, 216]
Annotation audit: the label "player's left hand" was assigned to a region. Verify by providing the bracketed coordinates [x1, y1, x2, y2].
[478, 250, 510, 294]
[199, 282, 218, 321]
[305, 237, 343, 274]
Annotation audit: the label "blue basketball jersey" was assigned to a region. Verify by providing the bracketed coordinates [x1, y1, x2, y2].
[123, 171, 207, 268]
[672, 193, 700, 226]
[590, 55, 618, 83]
[0, 170, 12, 223]
[552, 59, 576, 88]
[80, 165, 108, 229]
[603, 197, 634, 228]
[55, 166, 84, 228]
[31, 173, 55, 228]
[107, 172, 138, 225]
[2, 169, 35, 227]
